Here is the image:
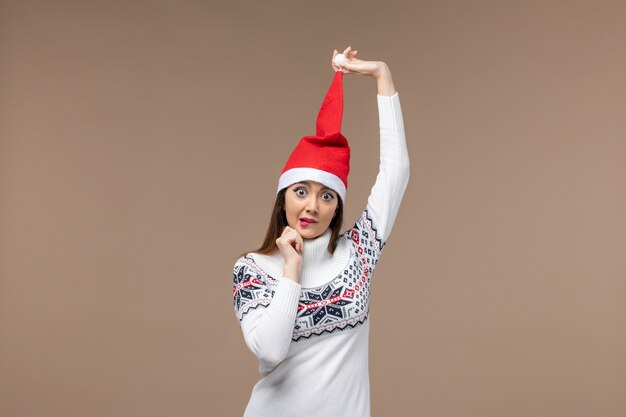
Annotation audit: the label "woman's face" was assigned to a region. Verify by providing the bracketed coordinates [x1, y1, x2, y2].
[284, 180, 339, 239]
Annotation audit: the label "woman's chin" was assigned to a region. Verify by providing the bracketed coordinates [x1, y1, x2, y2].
[299, 230, 316, 239]
[298, 227, 320, 239]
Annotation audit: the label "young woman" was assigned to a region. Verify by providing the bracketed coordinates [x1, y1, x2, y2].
[232, 46, 410, 417]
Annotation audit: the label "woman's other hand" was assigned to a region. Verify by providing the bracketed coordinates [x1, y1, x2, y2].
[276, 226, 303, 281]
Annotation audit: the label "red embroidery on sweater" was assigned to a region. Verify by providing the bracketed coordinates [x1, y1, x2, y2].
[351, 229, 360, 244]
[232, 277, 263, 298]
[298, 293, 350, 311]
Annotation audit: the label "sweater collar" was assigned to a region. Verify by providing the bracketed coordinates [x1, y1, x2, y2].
[302, 227, 333, 266]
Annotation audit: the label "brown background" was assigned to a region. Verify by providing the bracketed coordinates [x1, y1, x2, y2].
[1, 1, 625, 416]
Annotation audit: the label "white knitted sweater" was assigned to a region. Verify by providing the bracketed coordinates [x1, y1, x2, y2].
[232, 92, 409, 417]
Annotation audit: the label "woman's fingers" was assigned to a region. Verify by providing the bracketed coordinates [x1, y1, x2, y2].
[278, 226, 304, 253]
[293, 229, 302, 253]
[295, 231, 304, 254]
[331, 47, 359, 71]
[330, 46, 360, 73]
[292, 232, 299, 248]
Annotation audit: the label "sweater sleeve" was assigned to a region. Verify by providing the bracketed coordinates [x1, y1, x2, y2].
[365, 92, 410, 245]
[232, 256, 301, 373]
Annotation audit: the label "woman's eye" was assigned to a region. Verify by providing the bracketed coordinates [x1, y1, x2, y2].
[295, 189, 306, 196]
[323, 193, 334, 201]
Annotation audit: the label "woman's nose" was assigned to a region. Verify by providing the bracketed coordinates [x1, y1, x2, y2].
[306, 197, 319, 214]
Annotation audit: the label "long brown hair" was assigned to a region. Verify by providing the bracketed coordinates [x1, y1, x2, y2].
[239, 188, 344, 258]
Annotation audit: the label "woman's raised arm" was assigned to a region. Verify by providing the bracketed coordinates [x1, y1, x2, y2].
[333, 46, 410, 245]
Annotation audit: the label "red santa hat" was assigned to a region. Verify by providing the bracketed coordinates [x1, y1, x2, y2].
[277, 70, 350, 202]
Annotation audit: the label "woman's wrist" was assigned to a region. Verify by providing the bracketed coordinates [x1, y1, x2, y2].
[374, 63, 396, 96]
[283, 263, 301, 282]
[372, 62, 389, 79]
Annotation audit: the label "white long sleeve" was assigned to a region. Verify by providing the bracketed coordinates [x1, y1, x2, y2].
[240, 277, 301, 372]
[233, 258, 302, 373]
[366, 92, 410, 244]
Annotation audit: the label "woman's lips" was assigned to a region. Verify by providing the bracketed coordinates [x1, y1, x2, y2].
[299, 218, 317, 227]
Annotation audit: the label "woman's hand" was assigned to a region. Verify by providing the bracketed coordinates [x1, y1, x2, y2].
[331, 46, 388, 79]
[332, 46, 396, 96]
[276, 226, 304, 268]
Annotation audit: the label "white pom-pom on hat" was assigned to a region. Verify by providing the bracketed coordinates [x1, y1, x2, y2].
[333, 53, 348, 67]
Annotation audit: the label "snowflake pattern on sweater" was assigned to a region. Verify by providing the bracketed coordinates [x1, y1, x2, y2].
[232, 207, 384, 342]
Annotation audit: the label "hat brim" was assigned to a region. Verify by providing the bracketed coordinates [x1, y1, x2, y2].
[277, 167, 346, 202]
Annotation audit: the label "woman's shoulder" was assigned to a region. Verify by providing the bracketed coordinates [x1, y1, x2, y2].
[234, 252, 254, 267]
[232, 253, 254, 272]
[232, 250, 278, 272]
[341, 209, 385, 250]
[232, 254, 266, 286]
